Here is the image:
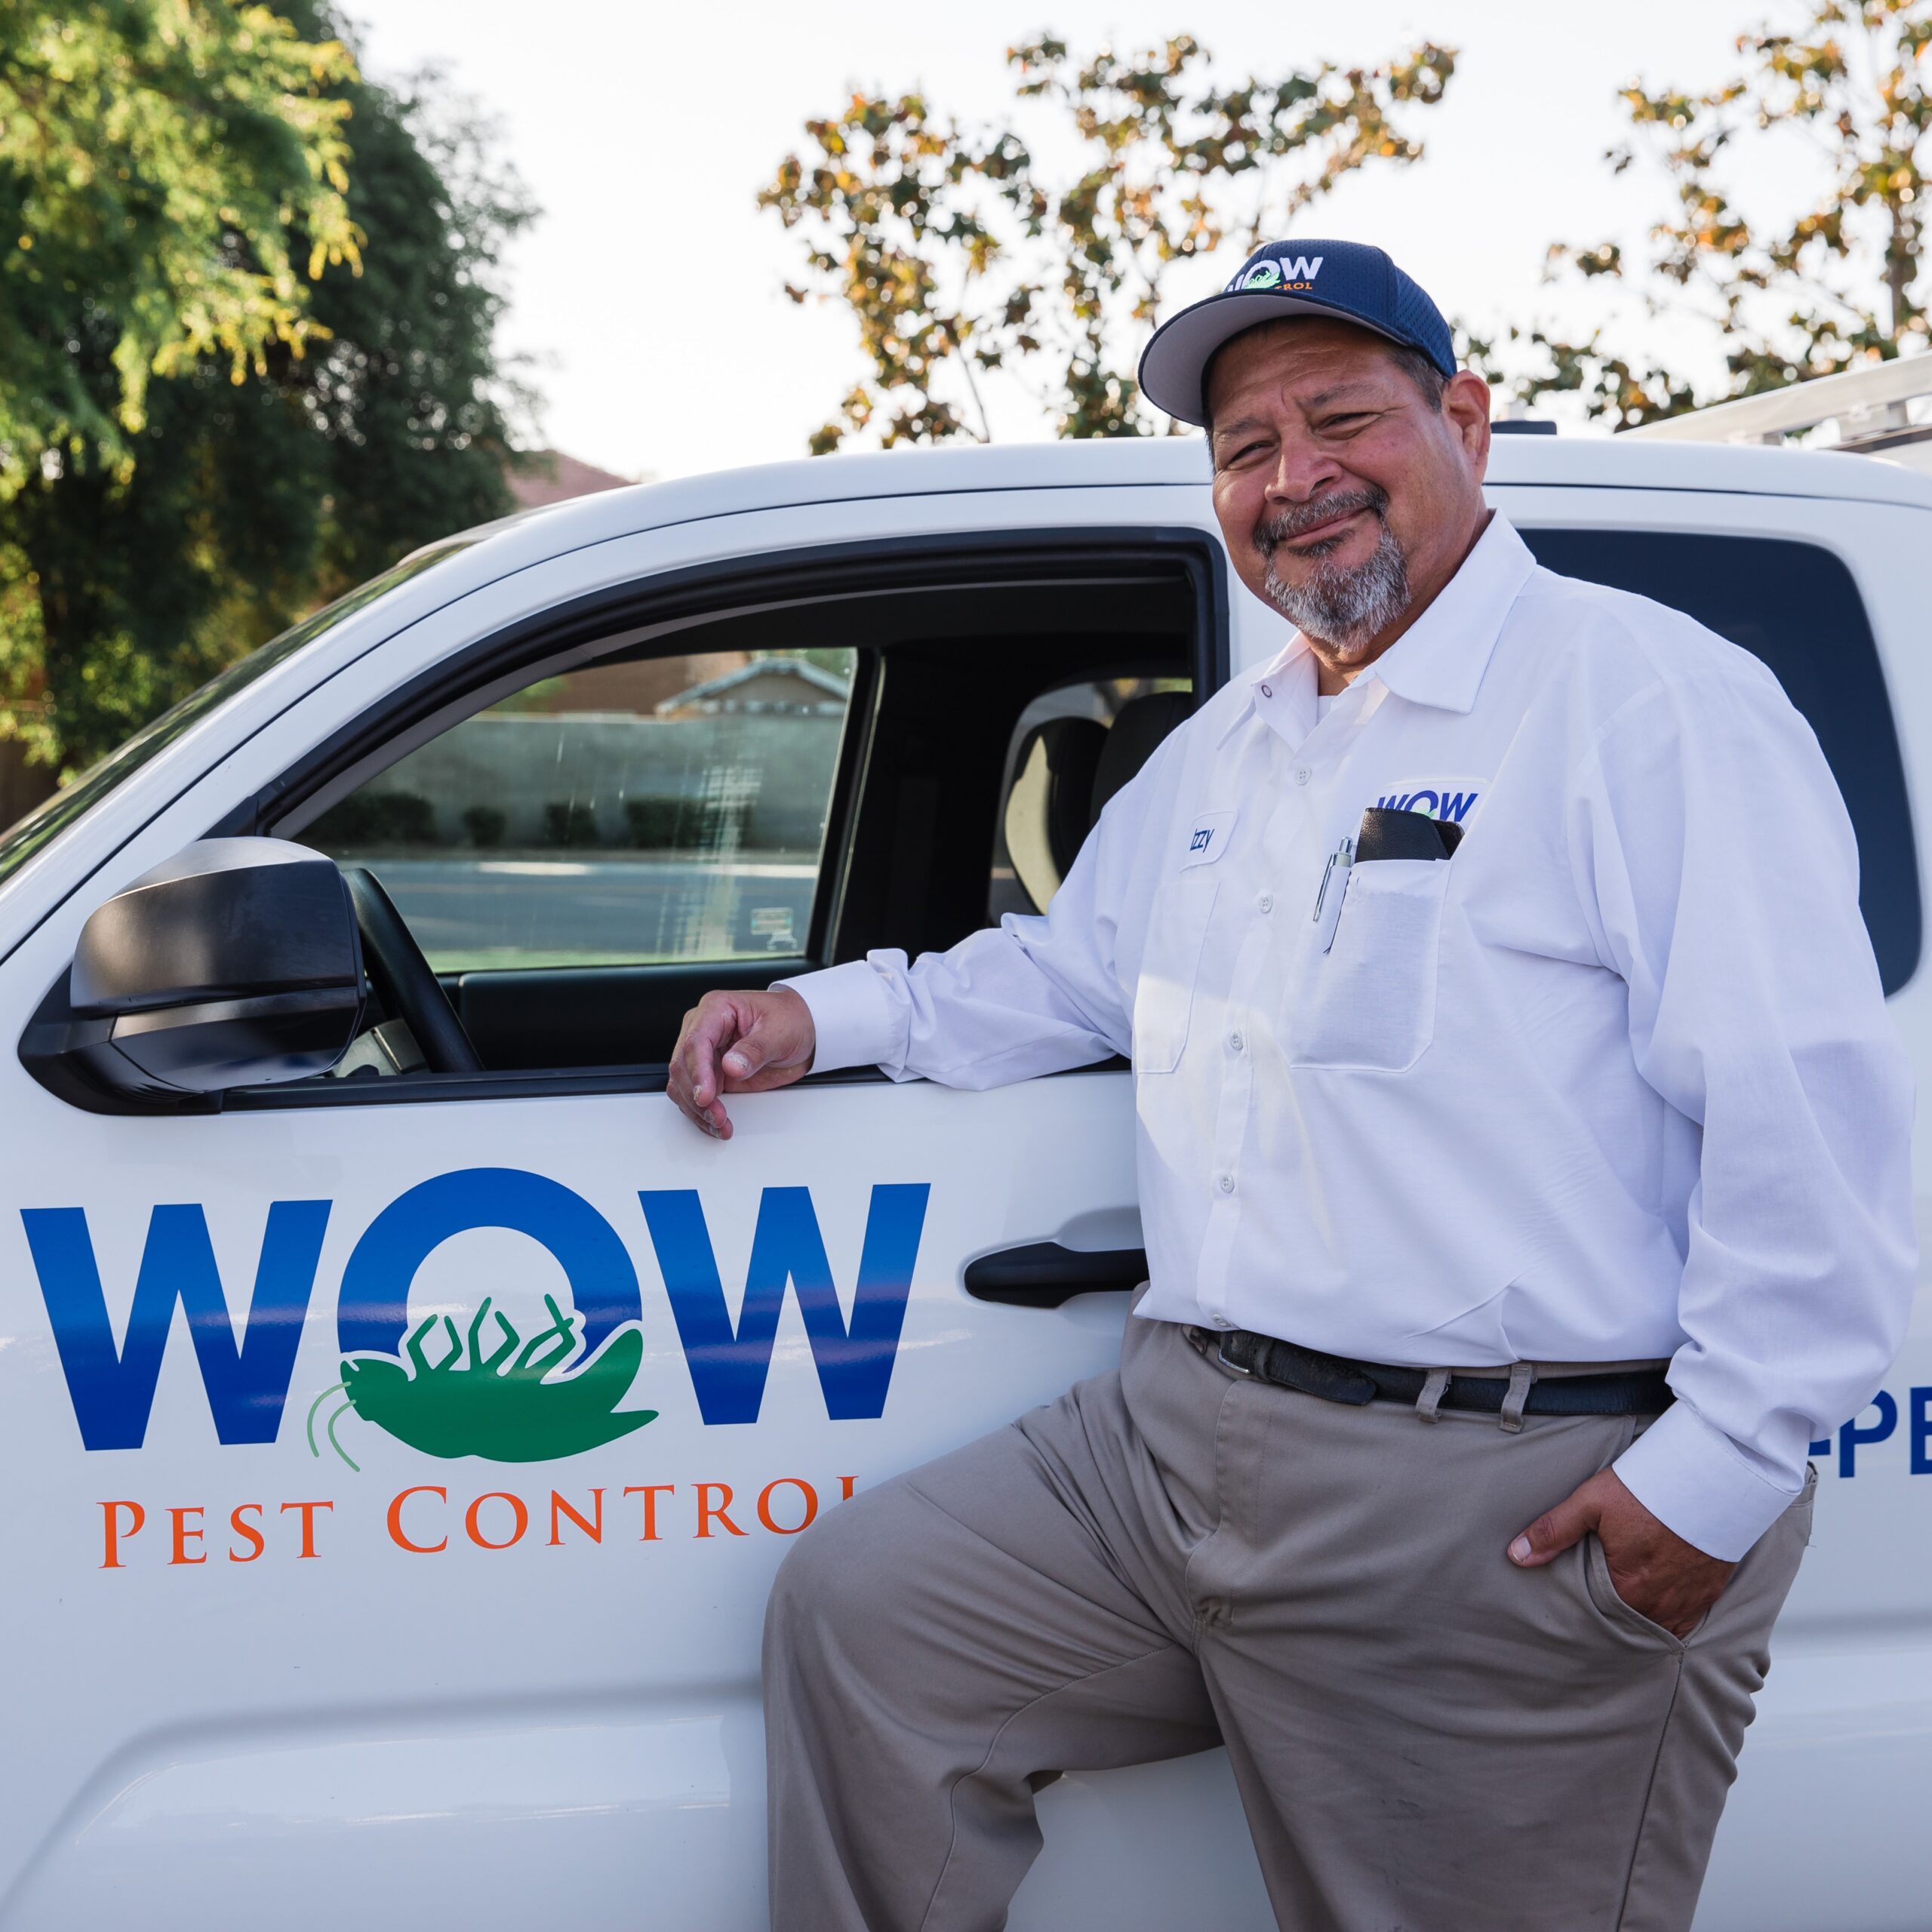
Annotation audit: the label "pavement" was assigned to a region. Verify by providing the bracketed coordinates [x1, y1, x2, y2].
[367, 854, 818, 970]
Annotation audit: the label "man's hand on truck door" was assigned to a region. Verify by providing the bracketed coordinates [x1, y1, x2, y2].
[668, 986, 817, 1139]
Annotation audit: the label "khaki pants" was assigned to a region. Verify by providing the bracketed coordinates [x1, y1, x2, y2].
[762, 1311, 1814, 1931]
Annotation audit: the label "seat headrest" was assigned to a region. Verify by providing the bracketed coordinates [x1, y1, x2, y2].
[1091, 691, 1193, 820]
[1003, 716, 1108, 911]
[1003, 691, 1194, 913]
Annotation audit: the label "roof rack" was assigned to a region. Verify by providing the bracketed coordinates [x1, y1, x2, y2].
[1621, 355, 1932, 455]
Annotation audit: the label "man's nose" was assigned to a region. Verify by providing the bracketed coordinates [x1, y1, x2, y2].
[1263, 435, 1345, 507]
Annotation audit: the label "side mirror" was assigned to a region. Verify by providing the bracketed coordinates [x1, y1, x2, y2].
[21, 838, 365, 1109]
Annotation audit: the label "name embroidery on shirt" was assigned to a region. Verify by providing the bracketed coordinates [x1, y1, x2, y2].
[1181, 809, 1238, 868]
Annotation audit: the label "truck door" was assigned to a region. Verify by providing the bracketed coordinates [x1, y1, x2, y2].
[1494, 487, 1932, 1932]
[0, 515, 1275, 1931]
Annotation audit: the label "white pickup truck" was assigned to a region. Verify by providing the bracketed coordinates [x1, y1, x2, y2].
[0, 420, 1924, 1932]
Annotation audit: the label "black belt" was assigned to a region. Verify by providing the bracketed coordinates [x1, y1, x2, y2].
[1188, 1327, 1674, 1419]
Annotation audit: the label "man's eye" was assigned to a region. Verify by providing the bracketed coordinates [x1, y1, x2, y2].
[1222, 439, 1269, 466]
[1318, 411, 1375, 434]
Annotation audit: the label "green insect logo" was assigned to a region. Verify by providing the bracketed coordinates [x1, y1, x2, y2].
[314, 1168, 661, 1470]
[309, 1294, 658, 1470]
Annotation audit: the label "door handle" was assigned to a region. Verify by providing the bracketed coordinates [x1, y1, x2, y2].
[962, 1242, 1148, 1308]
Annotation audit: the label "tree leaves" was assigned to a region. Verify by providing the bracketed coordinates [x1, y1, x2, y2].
[0, 4, 531, 774]
[0, 0, 361, 494]
[762, 34, 1457, 446]
[1521, 0, 1932, 424]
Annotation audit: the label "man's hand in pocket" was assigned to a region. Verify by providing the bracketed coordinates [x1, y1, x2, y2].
[1508, 1466, 1736, 1638]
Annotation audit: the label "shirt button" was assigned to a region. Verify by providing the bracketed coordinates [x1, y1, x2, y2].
[1293, 767, 1311, 786]
[1257, 892, 1273, 915]
[1260, 682, 1273, 699]
[1228, 1031, 1244, 1053]
[1218, 1173, 1236, 1195]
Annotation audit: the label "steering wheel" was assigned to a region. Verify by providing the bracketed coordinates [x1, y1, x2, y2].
[341, 866, 483, 1075]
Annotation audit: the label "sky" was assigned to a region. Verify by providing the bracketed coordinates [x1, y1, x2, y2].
[342, 1, 1785, 481]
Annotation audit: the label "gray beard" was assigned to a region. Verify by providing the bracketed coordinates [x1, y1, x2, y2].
[1260, 511, 1413, 656]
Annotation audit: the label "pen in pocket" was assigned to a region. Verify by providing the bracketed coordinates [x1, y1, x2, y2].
[1312, 836, 1354, 952]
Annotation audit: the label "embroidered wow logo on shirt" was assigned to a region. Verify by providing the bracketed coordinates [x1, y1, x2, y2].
[1373, 778, 1486, 825]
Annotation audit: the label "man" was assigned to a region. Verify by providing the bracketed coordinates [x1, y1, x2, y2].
[669, 239, 1916, 1931]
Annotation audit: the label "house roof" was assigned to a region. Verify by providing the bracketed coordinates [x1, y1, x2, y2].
[506, 451, 635, 511]
[655, 657, 853, 715]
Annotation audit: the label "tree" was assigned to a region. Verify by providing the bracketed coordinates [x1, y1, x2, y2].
[0, 0, 361, 497]
[761, 33, 1456, 450]
[1516, 0, 1932, 425]
[0, 3, 533, 774]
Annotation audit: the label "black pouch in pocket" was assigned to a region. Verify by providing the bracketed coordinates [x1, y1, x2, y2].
[1355, 804, 1463, 863]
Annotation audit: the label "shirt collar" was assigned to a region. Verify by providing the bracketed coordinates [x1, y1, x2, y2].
[1366, 512, 1533, 713]
[1217, 512, 1534, 746]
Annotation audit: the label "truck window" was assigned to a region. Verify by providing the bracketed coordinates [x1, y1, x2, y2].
[303, 648, 856, 975]
[1520, 529, 1919, 994]
[222, 536, 1223, 1094]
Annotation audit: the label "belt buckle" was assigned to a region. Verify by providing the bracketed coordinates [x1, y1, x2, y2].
[1215, 1331, 1256, 1377]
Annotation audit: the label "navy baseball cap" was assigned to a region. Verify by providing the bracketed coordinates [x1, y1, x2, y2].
[1137, 238, 1457, 426]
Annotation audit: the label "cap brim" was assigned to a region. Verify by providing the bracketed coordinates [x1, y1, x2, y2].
[1137, 291, 1418, 427]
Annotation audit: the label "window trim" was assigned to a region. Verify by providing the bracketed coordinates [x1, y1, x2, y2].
[216, 528, 1230, 838]
[221, 1062, 900, 1112]
[190, 526, 1229, 1112]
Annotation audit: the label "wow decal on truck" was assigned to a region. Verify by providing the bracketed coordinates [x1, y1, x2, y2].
[322, 1169, 660, 1469]
[25, 1168, 932, 1466]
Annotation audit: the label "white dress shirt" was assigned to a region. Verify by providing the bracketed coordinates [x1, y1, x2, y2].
[787, 515, 1916, 1560]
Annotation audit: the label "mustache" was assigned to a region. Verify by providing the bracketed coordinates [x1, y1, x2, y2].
[1257, 486, 1389, 555]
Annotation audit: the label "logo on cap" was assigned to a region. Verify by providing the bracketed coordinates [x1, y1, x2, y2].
[1229, 254, 1323, 294]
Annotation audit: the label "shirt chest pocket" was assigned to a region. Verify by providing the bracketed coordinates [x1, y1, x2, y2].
[1283, 858, 1450, 1072]
[1133, 872, 1219, 1074]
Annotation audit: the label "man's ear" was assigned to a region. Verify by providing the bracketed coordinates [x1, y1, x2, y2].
[1442, 371, 1493, 477]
